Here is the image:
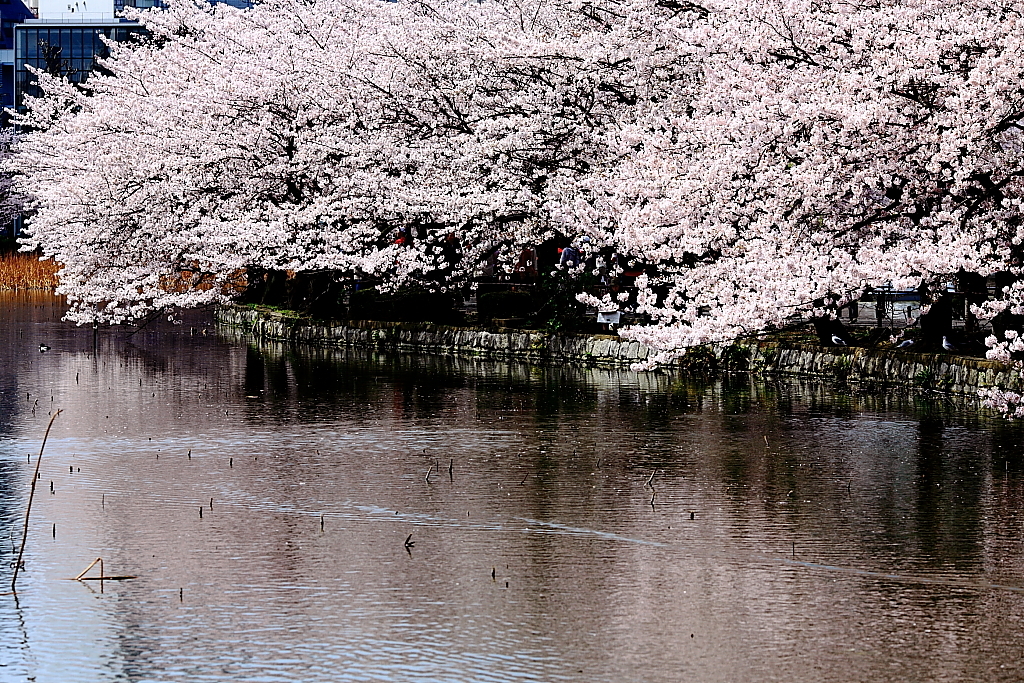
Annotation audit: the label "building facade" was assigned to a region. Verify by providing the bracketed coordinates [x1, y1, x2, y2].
[14, 19, 143, 109]
[13, 0, 149, 111]
[7, 0, 253, 115]
[0, 0, 35, 111]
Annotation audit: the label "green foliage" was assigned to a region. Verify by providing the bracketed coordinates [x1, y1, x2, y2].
[833, 356, 853, 373]
[246, 303, 303, 319]
[914, 369, 936, 387]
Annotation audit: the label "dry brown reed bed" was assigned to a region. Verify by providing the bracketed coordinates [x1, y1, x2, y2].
[0, 251, 59, 291]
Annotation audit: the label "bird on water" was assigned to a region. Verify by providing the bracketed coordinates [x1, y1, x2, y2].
[38, 344, 50, 353]
[831, 334, 847, 346]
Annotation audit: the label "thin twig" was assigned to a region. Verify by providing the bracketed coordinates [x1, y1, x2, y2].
[12, 410, 62, 592]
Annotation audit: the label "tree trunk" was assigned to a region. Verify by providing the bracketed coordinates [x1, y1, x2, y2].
[957, 270, 987, 335]
[919, 290, 953, 351]
[812, 317, 851, 346]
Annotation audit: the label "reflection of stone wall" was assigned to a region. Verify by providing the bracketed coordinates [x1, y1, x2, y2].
[217, 306, 1024, 396]
[226, 329, 673, 394]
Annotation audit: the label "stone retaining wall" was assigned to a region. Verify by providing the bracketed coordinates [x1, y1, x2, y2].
[216, 305, 1024, 395]
[216, 306, 653, 367]
[745, 342, 1024, 395]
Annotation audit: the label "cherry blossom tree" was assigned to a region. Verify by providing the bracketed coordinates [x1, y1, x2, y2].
[10, 0, 653, 322]
[577, 0, 1024, 361]
[12, 0, 1024, 415]
[559, 0, 1024, 416]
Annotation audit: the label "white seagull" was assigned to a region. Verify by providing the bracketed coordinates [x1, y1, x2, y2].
[895, 339, 914, 349]
[38, 344, 50, 353]
[942, 336, 956, 352]
[831, 334, 847, 346]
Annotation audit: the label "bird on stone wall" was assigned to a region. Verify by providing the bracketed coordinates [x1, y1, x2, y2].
[942, 336, 957, 352]
[831, 334, 847, 346]
[895, 339, 914, 349]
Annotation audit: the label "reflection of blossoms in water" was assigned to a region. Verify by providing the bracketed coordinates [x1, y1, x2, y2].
[979, 387, 1024, 419]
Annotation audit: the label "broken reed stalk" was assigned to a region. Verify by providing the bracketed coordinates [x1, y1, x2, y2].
[12, 410, 63, 592]
[74, 557, 103, 581]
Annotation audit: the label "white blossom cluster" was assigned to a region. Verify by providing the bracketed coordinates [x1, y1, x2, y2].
[10, 0, 1024, 413]
[0, 130, 24, 225]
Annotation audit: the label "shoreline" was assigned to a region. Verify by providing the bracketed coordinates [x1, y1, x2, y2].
[216, 304, 1024, 397]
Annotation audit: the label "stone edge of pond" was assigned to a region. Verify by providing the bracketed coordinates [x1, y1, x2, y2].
[215, 305, 1024, 396]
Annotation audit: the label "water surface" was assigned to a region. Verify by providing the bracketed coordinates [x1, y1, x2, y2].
[1, 291, 1023, 682]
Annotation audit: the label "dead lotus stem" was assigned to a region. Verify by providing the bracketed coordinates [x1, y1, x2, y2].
[12, 409, 62, 592]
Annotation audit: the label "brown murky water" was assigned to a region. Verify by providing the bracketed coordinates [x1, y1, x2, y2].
[2, 291, 1024, 682]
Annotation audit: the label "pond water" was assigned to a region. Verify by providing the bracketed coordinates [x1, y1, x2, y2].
[1, 291, 1024, 683]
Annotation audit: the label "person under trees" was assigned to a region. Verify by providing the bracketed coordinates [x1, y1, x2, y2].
[9, 0, 1024, 414]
